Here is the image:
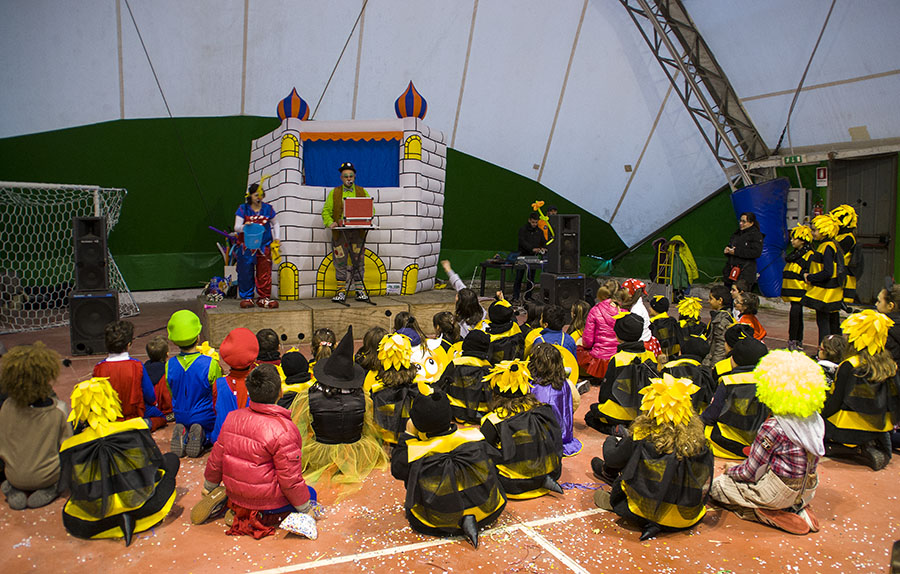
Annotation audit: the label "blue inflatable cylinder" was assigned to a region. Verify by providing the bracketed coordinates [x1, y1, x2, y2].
[730, 178, 789, 298]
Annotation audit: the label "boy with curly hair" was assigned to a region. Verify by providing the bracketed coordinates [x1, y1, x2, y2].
[0, 343, 73, 509]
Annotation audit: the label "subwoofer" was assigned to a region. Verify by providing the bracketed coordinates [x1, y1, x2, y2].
[69, 290, 118, 355]
[539, 273, 585, 311]
[545, 214, 580, 274]
[73, 216, 108, 291]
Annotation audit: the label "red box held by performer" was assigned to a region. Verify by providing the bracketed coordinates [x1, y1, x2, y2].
[341, 197, 374, 226]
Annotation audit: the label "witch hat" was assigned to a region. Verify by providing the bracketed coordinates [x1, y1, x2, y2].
[313, 326, 366, 389]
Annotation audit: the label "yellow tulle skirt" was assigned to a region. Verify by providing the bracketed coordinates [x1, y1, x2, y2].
[290, 389, 389, 499]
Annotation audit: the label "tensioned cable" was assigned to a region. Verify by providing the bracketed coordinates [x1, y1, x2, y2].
[773, 0, 837, 155]
[310, 0, 369, 120]
[123, 0, 215, 226]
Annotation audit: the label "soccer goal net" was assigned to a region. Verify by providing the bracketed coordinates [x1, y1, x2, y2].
[0, 182, 139, 334]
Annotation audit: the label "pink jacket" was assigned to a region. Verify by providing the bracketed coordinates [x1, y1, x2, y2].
[205, 401, 310, 511]
[582, 299, 620, 361]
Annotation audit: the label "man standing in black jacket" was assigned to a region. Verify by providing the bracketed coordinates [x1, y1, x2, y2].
[513, 212, 547, 302]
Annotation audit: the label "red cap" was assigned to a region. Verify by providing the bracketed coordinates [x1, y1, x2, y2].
[220, 328, 259, 370]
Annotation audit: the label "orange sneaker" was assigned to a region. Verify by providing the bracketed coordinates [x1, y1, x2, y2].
[755, 508, 810, 535]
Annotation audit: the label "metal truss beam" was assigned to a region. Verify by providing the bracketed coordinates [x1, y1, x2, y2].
[619, 0, 769, 189]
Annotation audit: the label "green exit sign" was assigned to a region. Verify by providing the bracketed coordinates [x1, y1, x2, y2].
[783, 155, 803, 165]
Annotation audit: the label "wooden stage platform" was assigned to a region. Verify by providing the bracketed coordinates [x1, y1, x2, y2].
[201, 288, 462, 346]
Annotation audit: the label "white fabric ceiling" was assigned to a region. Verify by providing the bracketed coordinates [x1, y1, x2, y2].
[2, 0, 897, 245]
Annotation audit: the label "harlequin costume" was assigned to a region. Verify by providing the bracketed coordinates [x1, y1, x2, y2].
[234, 182, 279, 308]
[661, 334, 716, 413]
[822, 311, 900, 470]
[710, 350, 828, 535]
[484, 299, 525, 364]
[165, 310, 223, 457]
[585, 313, 659, 433]
[782, 225, 814, 348]
[436, 330, 494, 424]
[93, 353, 165, 430]
[210, 328, 258, 443]
[480, 360, 564, 499]
[648, 296, 682, 358]
[290, 327, 388, 496]
[60, 378, 179, 546]
[831, 204, 858, 304]
[592, 374, 713, 541]
[701, 337, 770, 459]
[321, 162, 371, 302]
[391, 390, 507, 548]
[370, 333, 422, 444]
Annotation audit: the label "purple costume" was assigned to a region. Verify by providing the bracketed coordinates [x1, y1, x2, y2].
[531, 381, 582, 457]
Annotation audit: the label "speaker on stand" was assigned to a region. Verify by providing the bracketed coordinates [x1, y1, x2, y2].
[70, 217, 117, 355]
[545, 214, 580, 274]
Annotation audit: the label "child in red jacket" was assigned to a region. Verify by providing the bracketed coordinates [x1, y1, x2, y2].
[198, 363, 313, 537]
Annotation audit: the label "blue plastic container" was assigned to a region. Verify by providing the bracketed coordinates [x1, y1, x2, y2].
[243, 223, 265, 250]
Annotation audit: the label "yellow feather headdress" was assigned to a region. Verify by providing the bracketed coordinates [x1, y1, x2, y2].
[754, 349, 828, 417]
[638, 374, 698, 427]
[68, 377, 123, 430]
[841, 309, 894, 355]
[830, 204, 857, 229]
[378, 333, 413, 370]
[483, 359, 532, 396]
[677, 297, 703, 320]
[812, 214, 840, 238]
[789, 225, 812, 243]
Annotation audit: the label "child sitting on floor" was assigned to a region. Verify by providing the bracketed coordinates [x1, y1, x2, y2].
[582, 280, 621, 381]
[710, 350, 826, 535]
[677, 297, 707, 338]
[591, 373, 713, 541]
[648, 295, 682, 362]
[61, 377, 179, 545]
[166, 310, 223, 458]
[816, 334, 846, 385]
[736, 292, 767, 341]
[211, 327, 258, 442]
[391, 389, 506, 548]
[703, 285, 736, 368]
[485, 298, 525, 363]
[875, 284, 900, 365]
[585, 313, 658, 435]
[355, 326, 387, 373]
[255, 328, 282, 365]
[528, 304, 577, 358]
[436, 330, 494, 424]
[822, 310, 900, 470]
[432, 311, 462, 349]
[279, 349, 312, 409]
[529, 343, 582, 457]
[93, 320, 165, 430]
[199, 363, 313, 538]
[144, 336, 173, 422]
[310, 328, 336, 369]
[290, 327, 388, 495]
[370, 332, 421, 444]
[661, 334, 716, 414]
[480, 359, 564, 499]
[0, 343, 72, 510]
[701, 337, 770, 459]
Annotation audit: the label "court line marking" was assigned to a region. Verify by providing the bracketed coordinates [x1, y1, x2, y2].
[249, 507, 607, 573]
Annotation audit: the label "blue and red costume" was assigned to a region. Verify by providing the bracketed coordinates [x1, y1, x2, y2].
[93, 356, 165, 428]
[235, 202, 277, 301]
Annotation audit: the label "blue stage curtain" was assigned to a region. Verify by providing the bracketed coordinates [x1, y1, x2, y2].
[304, 139, 400, 188]
[731, 178, 789, 297]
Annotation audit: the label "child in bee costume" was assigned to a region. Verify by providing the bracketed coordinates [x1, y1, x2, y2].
[822, 310, 900, 471]
[831, 204, 858, 305]
[781, 225, 814, 350]
[484, 299, 525, 364]
[802, 213, 845, 342]
[661, 334, 716, 414]
[677, 297, 707, 338]
[391, 390, 507, 548]
[480, 360, 564, 499]
[370, 333, 422, 444]
[648, 296, 682, 360]
[591, 374, 713, 541]
[585, 313, 659, 435]
[60, 378, 179, 546]
[436, 330, 494, 424]
[710, 350, 828, 535]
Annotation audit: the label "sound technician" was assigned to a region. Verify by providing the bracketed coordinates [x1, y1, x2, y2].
[512, 211, 547, 302]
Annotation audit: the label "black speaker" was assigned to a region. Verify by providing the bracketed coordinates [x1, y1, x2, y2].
[69, 290, 118, 355]
[73, 217, 108, 291]
[540, 272, 585, 310]
[546, 214, 580, 274]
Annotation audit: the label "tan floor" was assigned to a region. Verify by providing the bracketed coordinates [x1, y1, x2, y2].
[0, 299, 898, 574]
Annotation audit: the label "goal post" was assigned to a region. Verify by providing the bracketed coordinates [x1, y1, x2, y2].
[0, 181, 139, 334]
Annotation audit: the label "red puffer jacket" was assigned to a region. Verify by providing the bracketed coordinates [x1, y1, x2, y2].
[205, 402, 309, 511]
